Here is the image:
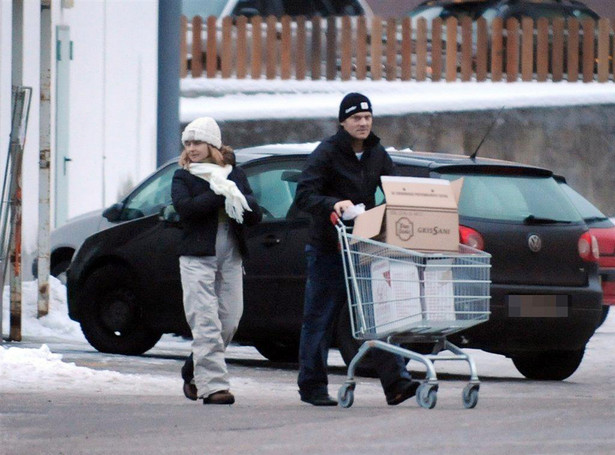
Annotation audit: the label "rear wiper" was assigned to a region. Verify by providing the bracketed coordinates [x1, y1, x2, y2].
[524, 215, 572, 225]
[583, 216, 609, 223]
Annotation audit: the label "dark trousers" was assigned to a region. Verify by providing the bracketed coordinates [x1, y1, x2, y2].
[297, 245, 411, 396]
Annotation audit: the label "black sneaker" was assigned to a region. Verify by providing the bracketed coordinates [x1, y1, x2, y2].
[300, 391, 338, 406]
[385, 380, 421, 406]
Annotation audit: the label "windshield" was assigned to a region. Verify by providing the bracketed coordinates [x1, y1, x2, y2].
[559, 182, 608, 221]
[439, 173, 583, 223]
[182, 0, 228, 18]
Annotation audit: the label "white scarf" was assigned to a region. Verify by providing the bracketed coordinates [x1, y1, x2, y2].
[188, 162, 252, 224]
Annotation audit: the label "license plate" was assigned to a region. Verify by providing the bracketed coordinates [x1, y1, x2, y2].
[507, 295, 569, 318]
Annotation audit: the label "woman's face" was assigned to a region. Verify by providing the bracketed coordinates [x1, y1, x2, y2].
[184, 140, 210, 163]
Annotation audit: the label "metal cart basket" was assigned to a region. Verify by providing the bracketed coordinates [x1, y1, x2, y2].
[332, 214, 491, 409]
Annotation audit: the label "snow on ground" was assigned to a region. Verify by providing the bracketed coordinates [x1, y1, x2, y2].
[180, 79, 615, 122]
[1, 275, 613, 397]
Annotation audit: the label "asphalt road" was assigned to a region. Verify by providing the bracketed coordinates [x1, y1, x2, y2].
[2, 315, 615, 455]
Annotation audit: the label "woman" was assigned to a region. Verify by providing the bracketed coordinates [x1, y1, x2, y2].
[172, 117, 262, 405]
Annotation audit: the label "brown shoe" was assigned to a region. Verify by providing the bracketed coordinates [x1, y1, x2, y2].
[183, 382, 198, 401]
[203, 390, 235, 405]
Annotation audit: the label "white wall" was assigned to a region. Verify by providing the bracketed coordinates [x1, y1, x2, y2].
[0, 0, 158, 258]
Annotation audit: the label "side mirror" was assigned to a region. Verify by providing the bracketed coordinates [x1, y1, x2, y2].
[102, 202, 124, 222]
[159, 204, 181, 224]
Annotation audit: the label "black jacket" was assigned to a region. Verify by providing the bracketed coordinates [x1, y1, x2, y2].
[171, 166, 262, 257]
[294, 128, 395, 252]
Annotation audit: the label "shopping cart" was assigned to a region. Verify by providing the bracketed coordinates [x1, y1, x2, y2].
[332, 213, 491, 409]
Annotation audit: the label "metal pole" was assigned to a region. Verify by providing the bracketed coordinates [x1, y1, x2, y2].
[37, 0, 52, 317]
[8, 0, 24, 342]
[157, 0, 181, 166]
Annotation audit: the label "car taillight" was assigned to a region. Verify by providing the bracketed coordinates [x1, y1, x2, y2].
[459, 225, 485, 250]
[578, 232, 600, 262]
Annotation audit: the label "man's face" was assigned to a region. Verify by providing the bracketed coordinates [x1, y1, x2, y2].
[341, 112, 373, 141]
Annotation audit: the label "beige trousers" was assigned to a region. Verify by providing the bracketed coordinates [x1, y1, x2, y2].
[179, 222, 243, 397]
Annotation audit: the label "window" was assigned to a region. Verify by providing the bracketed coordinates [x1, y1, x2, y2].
[244, 160, 304, 221]
[439, 173, 583, 223]
[121, 164, 179, 221]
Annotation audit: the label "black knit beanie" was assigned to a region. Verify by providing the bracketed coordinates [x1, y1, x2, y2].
[338, 92, 372, 123]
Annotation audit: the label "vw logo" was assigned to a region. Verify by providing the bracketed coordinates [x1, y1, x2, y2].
[528, 234, 542, 252]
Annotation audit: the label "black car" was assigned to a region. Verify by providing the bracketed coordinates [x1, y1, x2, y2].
[66, 145, 602, 380]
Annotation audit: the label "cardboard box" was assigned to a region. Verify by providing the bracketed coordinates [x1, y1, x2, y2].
[353, 176, 463, 252]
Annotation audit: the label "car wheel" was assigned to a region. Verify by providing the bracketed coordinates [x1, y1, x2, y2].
[51, 259, 71, 285]
[253, 340, 299, 363]
[597, 305, 610, 328]
[512, 349, 585, 381]
[335, 303, 378, 378]
[78, 265, 162, 355]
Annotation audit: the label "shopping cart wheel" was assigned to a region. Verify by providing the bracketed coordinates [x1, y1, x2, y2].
[462, 384, 480, 409]
[338, 382, 356, 408]
[416, 383, 438, 409]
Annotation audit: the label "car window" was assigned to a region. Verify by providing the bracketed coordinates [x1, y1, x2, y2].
[439, 173, 583, 223]
[243, 159, 305, 221]
[121, 164, 179, 221]
[559, 183, 608, 221]
[182, 0, 229, 18]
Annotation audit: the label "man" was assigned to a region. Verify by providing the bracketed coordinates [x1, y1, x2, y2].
[294, 92, 422, 406]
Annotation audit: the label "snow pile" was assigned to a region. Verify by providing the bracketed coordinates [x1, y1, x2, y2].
[180, 79, 615, 122]
[0, 344, 179, 395]
[1, 276, 85, 342]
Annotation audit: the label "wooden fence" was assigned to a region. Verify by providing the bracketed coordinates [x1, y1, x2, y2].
[180, 15, 615, 82]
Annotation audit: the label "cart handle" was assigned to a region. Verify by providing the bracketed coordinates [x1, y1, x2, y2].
[330, 212, 340, 226]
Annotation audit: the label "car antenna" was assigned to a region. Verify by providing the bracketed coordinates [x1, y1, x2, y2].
[470, 106, 505, 161]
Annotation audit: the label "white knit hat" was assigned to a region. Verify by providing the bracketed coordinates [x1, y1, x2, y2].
[181, 117, 222, 149]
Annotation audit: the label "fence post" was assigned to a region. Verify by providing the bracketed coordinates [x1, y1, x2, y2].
[340, 16, 352, 80]
[356, 16, 367, 80]
[475, 18, 488, 81]
[445, 17, 458, 82]
[191, 15, 203, 77]
[506, 18, 520, 82]
[251, 16, 263, 79]
[460, 16, 472, 81]
[180, 15, 187, 78]
[596, 18, 609, 83]
[415, 17, 427, 81]
[401, 17, 412, 81]
[206, 16, 217, 78]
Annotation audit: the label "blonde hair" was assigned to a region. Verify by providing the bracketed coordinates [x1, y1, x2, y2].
[179, 143, 234, 169]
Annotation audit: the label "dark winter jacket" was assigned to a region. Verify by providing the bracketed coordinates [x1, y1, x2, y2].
[171, 165, 262, 258]
[294, 128, 395, 252]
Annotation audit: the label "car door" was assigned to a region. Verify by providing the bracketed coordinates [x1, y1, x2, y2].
[240, 156, 309, 339]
